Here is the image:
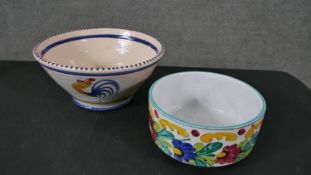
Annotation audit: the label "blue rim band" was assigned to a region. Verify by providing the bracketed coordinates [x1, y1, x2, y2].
[149, 71, 267, 130]
[41, 34, 158, 57]
[37, 33, 163, 76]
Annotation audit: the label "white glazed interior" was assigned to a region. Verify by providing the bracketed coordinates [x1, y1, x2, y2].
[34, 28, 162, 69]
[151, 72, 264, 126]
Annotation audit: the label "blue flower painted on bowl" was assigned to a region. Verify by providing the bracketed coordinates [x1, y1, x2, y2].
[172, 139, 197, 162]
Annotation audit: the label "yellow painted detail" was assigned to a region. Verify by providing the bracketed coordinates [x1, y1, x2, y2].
[216, 152, 227, 158]
[189, 160, 196, 165]
[173, 147, 183, 156]
[148, 104, 155, 119]
[245, 120, 263, 139]
[159, 119, 189, 137]
[200, 132, 238, 143]
[72, 80, 93, 94]
[194, 143, 204, 152]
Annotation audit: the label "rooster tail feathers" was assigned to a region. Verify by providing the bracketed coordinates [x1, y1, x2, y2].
[90, 80, 120, 97]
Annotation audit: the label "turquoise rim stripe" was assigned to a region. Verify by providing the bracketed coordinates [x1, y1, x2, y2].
[148, 71, 267, 130]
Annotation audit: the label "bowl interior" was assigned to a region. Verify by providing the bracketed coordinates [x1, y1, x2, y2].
[151, 72, 265, 127]
[35, 29, 162, 68]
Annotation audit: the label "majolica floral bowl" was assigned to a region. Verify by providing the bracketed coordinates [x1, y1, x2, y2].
[148, 72, 266, 167]
[33, 28, 164, 111]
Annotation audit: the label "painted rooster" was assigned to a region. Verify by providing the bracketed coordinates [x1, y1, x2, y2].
[72, 78, 119, 98]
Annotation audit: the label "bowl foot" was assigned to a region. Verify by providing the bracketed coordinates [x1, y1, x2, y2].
[72, 97, 132, 111]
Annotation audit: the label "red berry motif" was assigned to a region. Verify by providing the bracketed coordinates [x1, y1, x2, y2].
[216, 144, 240, 164]
[191, 129, 200, 137]
[238, 128, 246, 135]
[154, 110, 159, 118]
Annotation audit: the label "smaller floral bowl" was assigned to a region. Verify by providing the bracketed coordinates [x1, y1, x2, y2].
[148, 72, 266, 167]
[33, 28, 164, 111]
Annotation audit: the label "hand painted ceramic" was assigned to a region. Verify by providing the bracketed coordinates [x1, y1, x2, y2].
[33, 28, 164, 111]
[148, 72, 266, 167]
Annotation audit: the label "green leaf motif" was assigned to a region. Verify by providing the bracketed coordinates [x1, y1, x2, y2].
[194, 143, 204, 152]
[197, 142, 223, 156]
[196, 155, 215, 167]
[156, 139, 172, 156]
[158, 137, 172, 148]
[239, 140, 251, 152]
[153, 121, 162, 132]
[157, 129, 174, 140]
[160, 144, 172, 156]
[237, 147, 253, 162]
[194, 158, 207, 167]
[189, 160, 196, 166]
[206, 159, 215, 167]
[249, 131, 259, 146]
[198, 155, 216, 161]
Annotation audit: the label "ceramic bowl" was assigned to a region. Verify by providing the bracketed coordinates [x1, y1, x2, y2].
[148, 72, 266, 167]
[33, 28, 164, 111]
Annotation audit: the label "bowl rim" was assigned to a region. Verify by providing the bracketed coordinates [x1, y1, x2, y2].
[149, 71, 267, 130]
[33, 28, 164, 76]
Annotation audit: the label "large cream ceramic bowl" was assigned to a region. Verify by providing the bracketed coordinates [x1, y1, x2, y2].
[148, 72, 266, 167]
[33, 28, 164, 111]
